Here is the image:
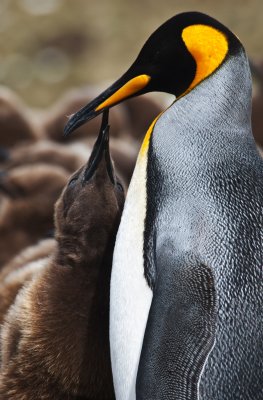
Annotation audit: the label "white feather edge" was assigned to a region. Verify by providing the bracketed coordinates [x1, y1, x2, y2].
[110, 152, 153, 400]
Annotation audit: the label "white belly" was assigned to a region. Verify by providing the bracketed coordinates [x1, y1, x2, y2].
[110, 153, 153, 400]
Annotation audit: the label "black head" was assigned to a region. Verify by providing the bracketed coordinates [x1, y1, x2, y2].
[64, 12, 241, 136]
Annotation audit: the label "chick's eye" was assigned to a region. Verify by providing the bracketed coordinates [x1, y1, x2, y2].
[116, 182, 124, 192]
[68, 177, 78, 187]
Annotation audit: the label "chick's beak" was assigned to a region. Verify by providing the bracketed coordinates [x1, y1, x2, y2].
[83, 109, 115, 184]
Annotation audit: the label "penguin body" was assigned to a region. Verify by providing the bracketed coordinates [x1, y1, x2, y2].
[0, 112, 125, 399]
[136, 49, 262, 400]
[64, 12, 263, 400]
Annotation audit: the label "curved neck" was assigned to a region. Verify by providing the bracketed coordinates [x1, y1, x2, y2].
[153, 47, 252, 162]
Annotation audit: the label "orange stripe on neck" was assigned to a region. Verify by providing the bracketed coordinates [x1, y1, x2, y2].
[182, 24, 228, 92]
[139, 114, 162, 159]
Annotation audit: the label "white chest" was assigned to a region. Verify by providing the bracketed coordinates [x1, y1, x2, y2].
[110, 153, 153, 400]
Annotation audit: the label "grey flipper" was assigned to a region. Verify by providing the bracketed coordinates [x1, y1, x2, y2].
[136, 253, 216, 400]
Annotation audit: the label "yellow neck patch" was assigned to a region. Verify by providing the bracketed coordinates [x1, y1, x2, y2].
[182, 24, 228, 91]
[139, 114, 161, 159]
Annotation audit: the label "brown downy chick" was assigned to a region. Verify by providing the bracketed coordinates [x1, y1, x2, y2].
[0, 238, 56, 325]
[0, 140, 90, 173]
[0, 238, 56, 282]
[0, 86, 42, 148]
[0, 164, 69, 266]
[0, 138, 134, 186]
[0, 111, 125, 400]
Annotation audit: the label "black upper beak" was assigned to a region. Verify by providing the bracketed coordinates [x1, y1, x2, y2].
[64, 68, 151, 137]
[83, 109, 115, 184]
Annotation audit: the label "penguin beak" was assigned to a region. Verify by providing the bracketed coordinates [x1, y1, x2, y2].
[83, 109, 115, 184]
[64, 72, 151, 137]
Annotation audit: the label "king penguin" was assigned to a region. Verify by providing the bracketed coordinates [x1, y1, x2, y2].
[64, 12, 263, 400]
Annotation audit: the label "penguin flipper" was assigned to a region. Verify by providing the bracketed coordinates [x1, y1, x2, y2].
[136, 258, 216, 400]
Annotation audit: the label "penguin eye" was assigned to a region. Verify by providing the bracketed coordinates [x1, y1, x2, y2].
[116, 182, 124, 192]
[68, 177, 78, 187]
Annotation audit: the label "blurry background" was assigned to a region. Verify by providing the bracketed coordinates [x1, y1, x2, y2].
[1, 0, 263, 107]
[0, 0, 263, 268]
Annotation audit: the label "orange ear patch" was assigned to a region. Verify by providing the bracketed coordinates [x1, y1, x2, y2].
[96, 75, 151, 111]
[182, 24, 228, 91]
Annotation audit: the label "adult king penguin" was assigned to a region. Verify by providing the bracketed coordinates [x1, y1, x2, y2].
[64, 12, 263, 400]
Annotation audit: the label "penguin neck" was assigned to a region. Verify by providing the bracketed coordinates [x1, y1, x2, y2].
[151, 47, 253, 176]
[178, 47, 253, 128]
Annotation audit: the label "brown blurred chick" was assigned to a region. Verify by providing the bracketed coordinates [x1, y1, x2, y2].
[0, 86, 42, 148]
[0, 238, 56, 323]
[0, 140, 89, 173]
[0, 163, 68, 266]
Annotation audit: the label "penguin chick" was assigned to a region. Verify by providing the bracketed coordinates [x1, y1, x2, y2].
[0, 86, 41, 148]
[0, 138, 134, 186]
[0, 238, 56, 283]
[0, 163, 69, 266]
[0, 111, 125, 400]
[0, 238, 56, 325]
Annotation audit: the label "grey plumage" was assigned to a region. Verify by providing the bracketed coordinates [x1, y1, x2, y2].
[138, 47, 263, 399]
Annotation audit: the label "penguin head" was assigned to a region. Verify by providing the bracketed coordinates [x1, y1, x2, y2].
[64, 12, 241, 136]
[56, 110, 125, 243]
